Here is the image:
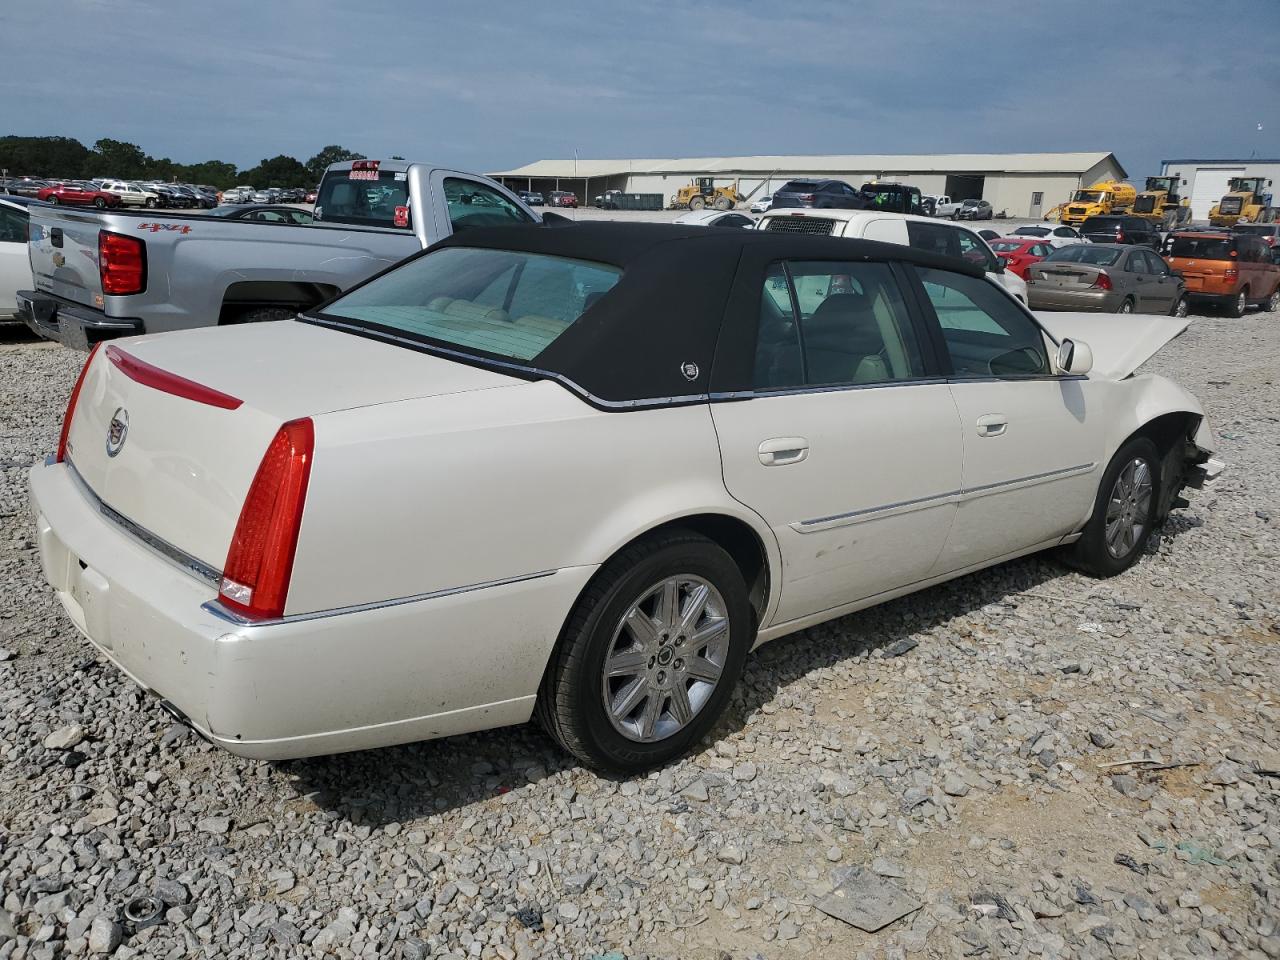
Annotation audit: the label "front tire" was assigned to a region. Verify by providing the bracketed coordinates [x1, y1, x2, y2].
[94, 197, 106, 209]
[47, 196, 59, 205]
[1116, 297, 1135, 314]
[1065, 437, 1160, 577]
[536, 531, 753, 773]
[1170, 296, 1189, 318]
[146, 197, 157, 208]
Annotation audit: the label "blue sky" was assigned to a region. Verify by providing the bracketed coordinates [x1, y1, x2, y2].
[4, 0, 1278, 177]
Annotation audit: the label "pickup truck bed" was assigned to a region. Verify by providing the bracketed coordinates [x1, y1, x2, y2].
[19, 160, 543, 348]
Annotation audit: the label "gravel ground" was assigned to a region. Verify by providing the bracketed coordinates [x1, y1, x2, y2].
[0, 311, 1277, 960]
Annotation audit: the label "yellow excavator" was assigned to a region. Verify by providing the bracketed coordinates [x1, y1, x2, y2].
[1131, 175, 1192, 229]
[668, 177, 746, 211]
[1208, 176, 1275, 226]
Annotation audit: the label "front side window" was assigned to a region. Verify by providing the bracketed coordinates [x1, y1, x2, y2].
[916, 267, 1050, 379]
[321, 247, 621, 362]
[753, 261, 926, 390]
[443, 178, 532, 233]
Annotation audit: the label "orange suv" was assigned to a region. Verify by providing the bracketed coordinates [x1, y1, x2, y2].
[1164, 231, 1280, 317]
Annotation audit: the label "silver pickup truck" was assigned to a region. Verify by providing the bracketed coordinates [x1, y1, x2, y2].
[19, 160, 549, 348]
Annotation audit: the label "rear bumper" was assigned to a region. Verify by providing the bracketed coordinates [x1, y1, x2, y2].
[1026, 286, 1120, 312]
[1183, 288, 1238, 304]
[29, 459, 594, 760]
[17, 290, 142, 349]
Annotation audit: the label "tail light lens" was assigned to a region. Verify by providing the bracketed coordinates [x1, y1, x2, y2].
[1224, 268, 1239, 281]
[219, 419, 315, 620]
[1092, 272, 1113, 291]
[55, 343, 102, 463]
[99, 230, 147, 296]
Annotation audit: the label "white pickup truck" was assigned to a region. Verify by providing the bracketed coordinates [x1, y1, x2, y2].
[19, 160, 552, 348]
[930, 195, 962, 219]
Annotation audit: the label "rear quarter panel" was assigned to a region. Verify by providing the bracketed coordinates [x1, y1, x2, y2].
[289, 382, 779, 618]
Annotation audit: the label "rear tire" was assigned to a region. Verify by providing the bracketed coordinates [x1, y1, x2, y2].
[535, 531, 753, 773]
[689, 196, 705, 211]
[1228, 288, 1248, 318]
[713, 196, 732, 212]
[1064, 437, 1160, 577]
[1263, 289, 1280, 313]
[1116, 297, 1135, 314]
[94, 197, 106, 209]
[47, 196, 59, 205]
[229, 305, 297, 325]
[146, 198, 157, 208]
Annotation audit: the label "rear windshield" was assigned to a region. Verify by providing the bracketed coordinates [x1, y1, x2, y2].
[778, 180, 818, 193]
[316, 170, 411, 229]
[1013, 226, 1049, 237]
[319, 247, 622, 362]
[1044, 245, 1122, 266]
[1168, 237, 1234, 260]
[988, 239, 1024, 252]
[1080, 217, 1123, 232]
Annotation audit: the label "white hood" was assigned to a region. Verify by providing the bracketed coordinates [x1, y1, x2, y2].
[1033, 312, 1190, 380]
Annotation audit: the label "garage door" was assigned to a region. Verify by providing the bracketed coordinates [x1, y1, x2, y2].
[1190, 167, 1244, 220]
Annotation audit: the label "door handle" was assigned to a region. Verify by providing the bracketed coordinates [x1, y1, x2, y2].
[976, 414, 1007, 438]
[758, 437, 809, 466]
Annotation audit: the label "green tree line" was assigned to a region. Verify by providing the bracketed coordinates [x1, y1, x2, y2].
[0, 137, 364, 189]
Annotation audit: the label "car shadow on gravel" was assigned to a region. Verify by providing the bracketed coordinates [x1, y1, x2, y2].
[277, 551, 1096, 826]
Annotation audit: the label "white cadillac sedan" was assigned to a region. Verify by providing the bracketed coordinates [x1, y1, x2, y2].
[29, 224, 1221, 771]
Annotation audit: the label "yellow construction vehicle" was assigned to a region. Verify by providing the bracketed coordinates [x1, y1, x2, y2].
[1208, 176, 1275, 226]
[1131, 175, 1192, 229]
[668, 177, 745, 211]
[1059, 180, 1138, 226]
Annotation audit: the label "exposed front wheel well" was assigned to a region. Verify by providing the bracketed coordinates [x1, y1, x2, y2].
[1128, 411, 1204, 520]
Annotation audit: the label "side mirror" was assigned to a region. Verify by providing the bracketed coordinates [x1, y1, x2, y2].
[1055, 338, 1093, 376]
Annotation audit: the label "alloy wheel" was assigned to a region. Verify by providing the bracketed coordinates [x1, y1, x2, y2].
[1104, 458, 1153, 559]
[601, 575, 730, 743]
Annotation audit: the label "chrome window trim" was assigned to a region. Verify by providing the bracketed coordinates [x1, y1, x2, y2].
[201, 568, 559, 627]
[794, 462, 1097, 532]
[64, 458, 223, 587]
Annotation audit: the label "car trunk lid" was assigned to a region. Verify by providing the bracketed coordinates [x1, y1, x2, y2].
[1031, 263, 1103, 286]
[63, 320, 521, 574]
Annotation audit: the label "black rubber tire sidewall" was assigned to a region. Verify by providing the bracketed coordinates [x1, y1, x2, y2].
[1070, 437, 1161, 577]
[539, 534, 753, 773]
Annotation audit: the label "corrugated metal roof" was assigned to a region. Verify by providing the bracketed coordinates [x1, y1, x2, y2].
[492, 152, 1123, 178]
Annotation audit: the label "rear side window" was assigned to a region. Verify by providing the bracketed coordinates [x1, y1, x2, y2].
[916, 267, 1049, 379]
[316, 169, 411, 229]
[754, 261, 926, 390]
[321, 247, 621, 362]
[443, 178, 533, 232]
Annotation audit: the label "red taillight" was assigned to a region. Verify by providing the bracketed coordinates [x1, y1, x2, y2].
[56, 343, 102, 463]
[98, 230, 146, 296]
[1092, 272, 1113, 291]
[1224, 268, 1239, 281]
[219, 419, 315, 620]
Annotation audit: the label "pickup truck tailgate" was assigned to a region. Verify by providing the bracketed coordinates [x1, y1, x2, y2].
[28, 208, 105, 310]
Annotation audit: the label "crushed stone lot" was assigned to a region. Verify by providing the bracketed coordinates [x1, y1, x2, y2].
[0, 314, 1277, 960]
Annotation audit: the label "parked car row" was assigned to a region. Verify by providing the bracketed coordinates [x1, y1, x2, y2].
[5, 178, 318, 209]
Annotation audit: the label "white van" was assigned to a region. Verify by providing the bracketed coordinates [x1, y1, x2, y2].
[756, 209, 1028, 304]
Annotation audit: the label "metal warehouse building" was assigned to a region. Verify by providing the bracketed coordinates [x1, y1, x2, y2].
[1160, 158, 1280, 221]
[491, 152, 1127, 219]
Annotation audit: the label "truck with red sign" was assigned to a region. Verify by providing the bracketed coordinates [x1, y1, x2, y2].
[19, 160, 546, 348]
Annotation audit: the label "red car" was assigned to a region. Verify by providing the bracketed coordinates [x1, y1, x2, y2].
[988, 237, 1054, 280]
[547, 190, 578, 208]
[36, 182, 122, 209]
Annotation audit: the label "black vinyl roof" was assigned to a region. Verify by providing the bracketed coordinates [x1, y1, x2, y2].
[362, 222, 986, 406]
